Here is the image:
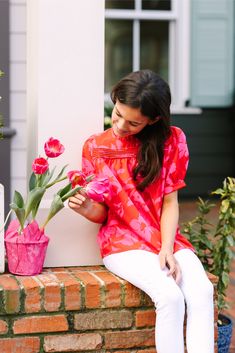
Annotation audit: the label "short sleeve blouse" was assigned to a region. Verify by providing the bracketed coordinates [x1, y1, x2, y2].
[82, 126, 194, 258]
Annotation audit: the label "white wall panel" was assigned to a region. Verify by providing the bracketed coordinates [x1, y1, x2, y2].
[10, 34, 26, 62]
[10, 2, 26, 32]
[10, 0, 27, 202]
[10, 150, 27, 178]
[27, 0, 105, 266]
[10, 0, 26, 5]
[10, 93, 26, 121]
[10, 63, 26, 91]
[11, 121, 27, 149]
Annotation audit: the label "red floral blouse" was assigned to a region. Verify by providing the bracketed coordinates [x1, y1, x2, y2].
[82, 126, 194, 258]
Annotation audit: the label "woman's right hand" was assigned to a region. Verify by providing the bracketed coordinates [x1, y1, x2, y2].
[68, 191, 93, 217]
[68, 191, 108, 224]
[159, 247, 182, 285]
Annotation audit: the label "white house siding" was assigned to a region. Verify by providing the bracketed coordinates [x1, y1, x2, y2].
[26, 0, 104, 266]
[9, 0, 27, 200]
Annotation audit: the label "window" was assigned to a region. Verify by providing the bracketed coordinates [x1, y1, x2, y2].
[105, 0, 192, 111]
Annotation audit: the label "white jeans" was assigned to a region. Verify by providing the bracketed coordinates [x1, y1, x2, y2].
[103, 249, 214, 353]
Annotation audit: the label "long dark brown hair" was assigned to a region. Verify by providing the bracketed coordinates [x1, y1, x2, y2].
[111, 70, 171, 191]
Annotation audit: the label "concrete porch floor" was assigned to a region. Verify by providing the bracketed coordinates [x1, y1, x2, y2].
[179, 200, 235, 353]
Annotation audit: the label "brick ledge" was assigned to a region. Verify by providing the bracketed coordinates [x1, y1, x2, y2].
[0, 267, 218, 353]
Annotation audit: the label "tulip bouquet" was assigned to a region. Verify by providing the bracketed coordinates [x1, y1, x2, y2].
[4, 137, 109, 275]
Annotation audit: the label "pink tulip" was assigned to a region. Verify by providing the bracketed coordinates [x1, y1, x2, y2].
[85, 177, 109, 202]
[44, 137, 65, 158]
[32, 157, 49, 175]
[67, 170, 87, 188]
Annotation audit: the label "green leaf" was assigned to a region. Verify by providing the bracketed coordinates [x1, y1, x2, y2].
[13, 190, 24, 208]
[54, 164, 68, 182]
[29, 173, 36, 191]
[212, 188, 224, 196]
[201, 238, 213, 250]
[46, 165, 68, 189]
[10, 203, 25, 230]
[31, 198, 42, 219]
[221, 272, 229, 288]
[221, 199, 229, 213]
[25, 187, 46, 219]
[41, 166, 56, 187]
[227, 235, 234, 246]
[38, 169, 50, 187]
[57, 183, 72, 198]
[61, 185, 83, 202]
[42, 194, 65, 228]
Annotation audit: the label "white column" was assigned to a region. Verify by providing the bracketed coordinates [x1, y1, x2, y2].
[0, 184, 4, 273]
[27, 0, 105, 266]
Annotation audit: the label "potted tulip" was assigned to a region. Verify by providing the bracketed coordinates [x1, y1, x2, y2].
[182, 177, 235, 353]
[3, 137, 109, 276]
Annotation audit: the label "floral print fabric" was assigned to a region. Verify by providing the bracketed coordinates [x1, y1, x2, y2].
[82, 126, 194, 258]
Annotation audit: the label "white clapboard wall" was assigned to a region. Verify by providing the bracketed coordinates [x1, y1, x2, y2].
[0, 184, 5, 273]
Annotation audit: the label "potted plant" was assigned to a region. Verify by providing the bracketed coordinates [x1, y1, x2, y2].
[182, 177, 235, 353]
[3, 137, 109, 276]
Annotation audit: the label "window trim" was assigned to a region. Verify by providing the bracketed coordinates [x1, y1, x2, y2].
[105, 0, 201, 114]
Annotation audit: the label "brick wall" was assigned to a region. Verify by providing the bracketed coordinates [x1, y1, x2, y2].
[0, 266, 218, 353]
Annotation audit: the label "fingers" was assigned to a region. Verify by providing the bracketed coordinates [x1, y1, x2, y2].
[174, 264, 182, 284]
[166, 256, 182, 284]
[167, 262, 181, 283]
[68, 193, 87, 209]
[166, 254, 176, 275]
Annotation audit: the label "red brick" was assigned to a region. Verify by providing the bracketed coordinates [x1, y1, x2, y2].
[0, 319, 8, 334]
[135, 309, 156, 328]
[142, 292, 154, 307]
[0, 275, 20, 313]
[124, 281, 141, 307]
[74, 310, 132, 330]
[105, 329, 155, 349]
[36, 273, 61, 312]
[73, 271, 101, 308]
[95, 271, 121, 308]
[54, 272, 81, 310]
[68, 266, 104, 272]
[43, 333, 102, 352]
[13, 314, 68, 334]
[0, 337, 40, 353]
[107, 349, 156, 353]
[207, 272, 218, 285]
[136, 350, 156, 353]
[46, 268, 68, 272]
[106, 351, 131, 353]
[17, 276, 41, 313]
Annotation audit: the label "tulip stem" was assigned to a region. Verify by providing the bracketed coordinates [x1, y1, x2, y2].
[0, 209, 13, 233]
[46, 176, 67, 189]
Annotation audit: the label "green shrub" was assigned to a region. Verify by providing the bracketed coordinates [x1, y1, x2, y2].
[182, 177, 235, 311]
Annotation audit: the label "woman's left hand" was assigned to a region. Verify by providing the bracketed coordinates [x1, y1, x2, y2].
[159, 248, 182, 284]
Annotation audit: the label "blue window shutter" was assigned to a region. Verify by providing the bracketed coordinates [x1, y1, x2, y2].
[190, 0, 234, 107]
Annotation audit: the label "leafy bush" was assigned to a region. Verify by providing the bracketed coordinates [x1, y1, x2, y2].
[182, 177, 235, 311]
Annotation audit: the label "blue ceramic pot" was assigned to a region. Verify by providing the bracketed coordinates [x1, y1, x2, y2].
[218, 314, 233, 353]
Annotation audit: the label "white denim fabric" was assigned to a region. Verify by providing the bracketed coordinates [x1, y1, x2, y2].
[103, 249, 214, 353]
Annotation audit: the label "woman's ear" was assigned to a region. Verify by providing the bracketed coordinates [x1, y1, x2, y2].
[148, 116, 161, 126]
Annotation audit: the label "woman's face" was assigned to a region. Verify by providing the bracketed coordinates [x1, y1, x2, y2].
[111, 100, 154, 138]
